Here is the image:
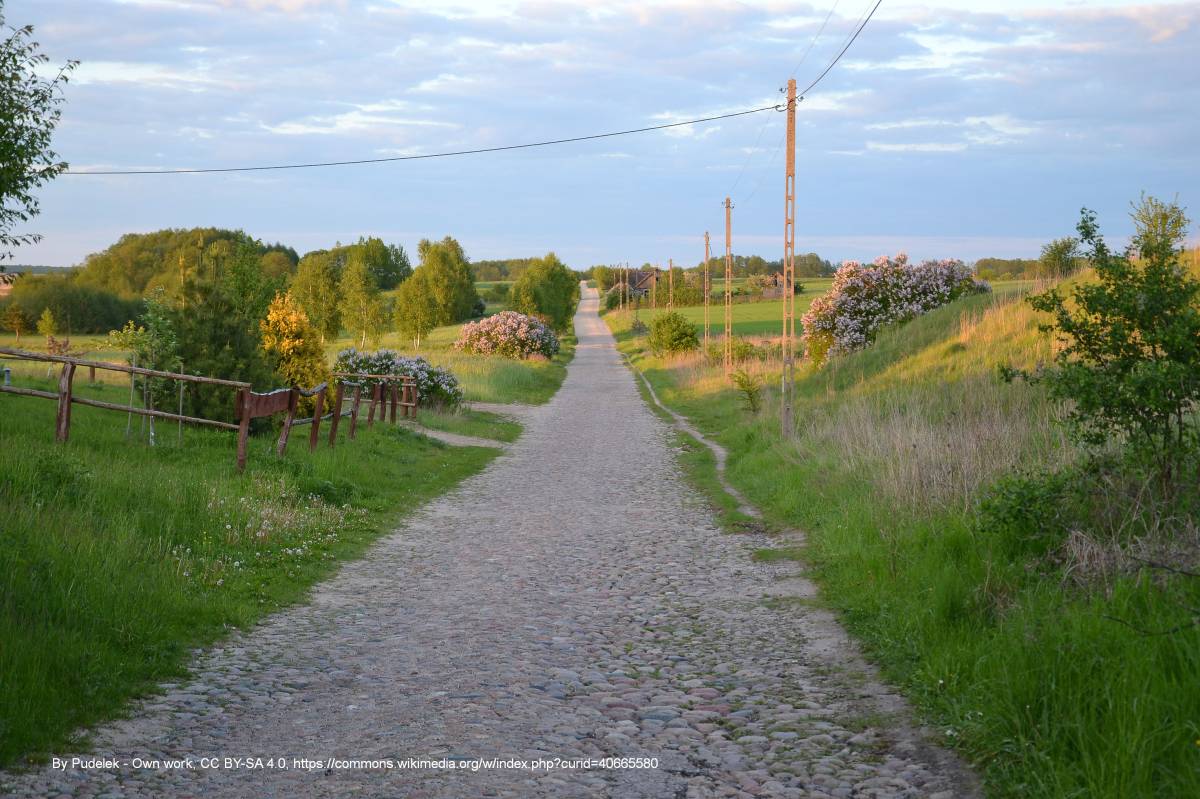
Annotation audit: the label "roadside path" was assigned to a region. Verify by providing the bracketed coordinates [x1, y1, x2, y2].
[3, 287, 977, 798]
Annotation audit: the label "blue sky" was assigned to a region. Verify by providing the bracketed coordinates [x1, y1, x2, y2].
[8, 0, 1199, 268]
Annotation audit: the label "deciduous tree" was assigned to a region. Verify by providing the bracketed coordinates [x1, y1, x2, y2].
[0, 5, 76, 260]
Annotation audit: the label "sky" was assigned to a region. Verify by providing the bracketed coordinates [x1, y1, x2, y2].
[7, 0, 1199, 269]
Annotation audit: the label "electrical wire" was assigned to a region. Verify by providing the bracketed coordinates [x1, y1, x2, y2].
[727, 0, 842, 199]
[65, 103, 783, 176]
[797, 0, 882, 98]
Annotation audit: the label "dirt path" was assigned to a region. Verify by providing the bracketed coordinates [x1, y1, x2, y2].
[4, 288, 977, 798]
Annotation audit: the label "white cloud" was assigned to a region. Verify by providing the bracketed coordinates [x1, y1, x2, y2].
[866, 141, 968, 153]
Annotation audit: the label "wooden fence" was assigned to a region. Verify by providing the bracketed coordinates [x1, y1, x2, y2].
[0, 347, 418, 471]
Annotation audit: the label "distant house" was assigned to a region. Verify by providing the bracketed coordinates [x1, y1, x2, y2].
[625, 269, 659, 297]
[0, 273, 16, 299]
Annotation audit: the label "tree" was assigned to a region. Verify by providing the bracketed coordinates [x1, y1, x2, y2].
[417, 236, 478, 324]
[0, 7, 77, 260]
[338, 252, 388, 347]
[1038, 236, 1080, 278]
[36, 306, 56, 338]
[511, 252, 579, 331]
[393, 268, 438, 348]
[291, 251, 341, 342]
[2, 301, 29, 341]
[1012, 197, 1200, 482]
[591, 265, 615, 292]
[261, 292, 329, 401]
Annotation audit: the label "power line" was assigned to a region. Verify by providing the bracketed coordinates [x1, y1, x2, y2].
[65, 103, 783, 176]
[798, 0, 882, 98]
[728, 0, 842, 199]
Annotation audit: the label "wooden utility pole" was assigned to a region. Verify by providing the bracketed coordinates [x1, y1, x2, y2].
[781, 77, 797, 437]
[668, 258, 674, 311]
[724, 197, 734, 377]
[651, 266, 657, 310]
[703, 232, 711, 356]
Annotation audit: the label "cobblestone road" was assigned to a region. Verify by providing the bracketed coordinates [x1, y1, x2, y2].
[3, 288, 977, 798]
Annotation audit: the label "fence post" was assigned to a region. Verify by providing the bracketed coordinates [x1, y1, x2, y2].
[367, 383, 381, 428]
[328, 381, 345, 447]
[390, 382, 398, 423]
[276, 388, 298, 456]
[55, 362, 77, 442]
[309, 386, 325, 452]
[348, 385, 363, 439]
[235, 387, 252, 472]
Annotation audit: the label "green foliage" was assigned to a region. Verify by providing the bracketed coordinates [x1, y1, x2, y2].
[416, 236, 478, 325]
[337, 252, 388, 348]
[472, 256, 541, 282]
[1039, 236, 1081, 278]
[1, 301, 30, 340]
[973, 256, 1040, 280]
[260, 292, 329, 395]
[647, 311, 699, 355]
[290, 250, 342, 342]
[75, 228, 296, 300]
[510, 252, 579, 331]
[174, 277, 276, 420]
[484, 283, 510, 304]
[0, 399, 496, 767]
[731, 369, 763, 413]
[106, 292, 183, 408]
[393, 267, 438, 348]
[591, 265, 616, 292]
[35, 306, 56, 338]
[0, 9, 76, 259]
[3, 272, 140, 333]
[1015, 199, 1200, 478]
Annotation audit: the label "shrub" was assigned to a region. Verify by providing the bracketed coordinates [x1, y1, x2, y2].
[334, 347, 462, 407]
[705, 336, 764, 364]
[731, 369, 763, 413]
[629, 317, 648, 336]
[802, 253, 989, 364]
[1008, 199, 1200, 482]
[454, 311, 559, 360]
[260, 292, 330, 404]
[648, 311, 699, 355]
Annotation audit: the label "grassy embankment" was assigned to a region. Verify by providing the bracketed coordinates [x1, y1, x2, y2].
[604, 278, 1200, 798]
[0, 316, 573, 768]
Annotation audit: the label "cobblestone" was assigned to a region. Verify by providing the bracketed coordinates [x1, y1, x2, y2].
[1, 288, 978, 798]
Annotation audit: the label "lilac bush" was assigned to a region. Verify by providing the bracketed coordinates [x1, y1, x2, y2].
[454, 311, 559, 360]
[334, 347, 463, 407]
[802, 253, 989, 364]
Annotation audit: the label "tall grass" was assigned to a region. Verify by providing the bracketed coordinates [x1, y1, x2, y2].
[606, 276, 1200, 798]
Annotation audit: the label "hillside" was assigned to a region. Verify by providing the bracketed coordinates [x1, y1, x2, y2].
[607, 272, 1200, 798]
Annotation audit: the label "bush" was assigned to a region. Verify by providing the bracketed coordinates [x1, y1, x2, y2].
[802, 254, 988, 364]
[648, 311, 698, 355]
[454, 311, 559, 359]
[1011, 199, 1200, 482]
[6, 272, 139, 333]
[705, 336, 765, 364]
[334, 347, 462, 407]
[731, 369, 763, 413]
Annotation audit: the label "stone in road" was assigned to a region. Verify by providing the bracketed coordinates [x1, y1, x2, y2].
[3, 288, 977, 798]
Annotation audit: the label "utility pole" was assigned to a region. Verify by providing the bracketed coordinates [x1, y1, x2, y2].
[668, 258, 674, 311]
[724, 197, 734, 377]
[781, 77, 797, 437]
[651, 266, 657, 310]
[703, 232, 711, 356]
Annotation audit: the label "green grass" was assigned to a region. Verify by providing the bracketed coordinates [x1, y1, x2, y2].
[0, 378, 500, 768]
[605, 279, 1200, 798]
[325, 323, 575, 405]
[414, 407, 522, 443]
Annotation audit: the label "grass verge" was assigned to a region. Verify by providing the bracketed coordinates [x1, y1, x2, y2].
[604, 285, 1200, 798]
[414, 407, 522, 443]
[0, 388, 497, 768]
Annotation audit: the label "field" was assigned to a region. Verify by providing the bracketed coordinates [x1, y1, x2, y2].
[605, 277, 1200, 798]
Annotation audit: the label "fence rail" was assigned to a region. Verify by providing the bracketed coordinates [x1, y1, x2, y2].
[0, 347, 420, 471]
